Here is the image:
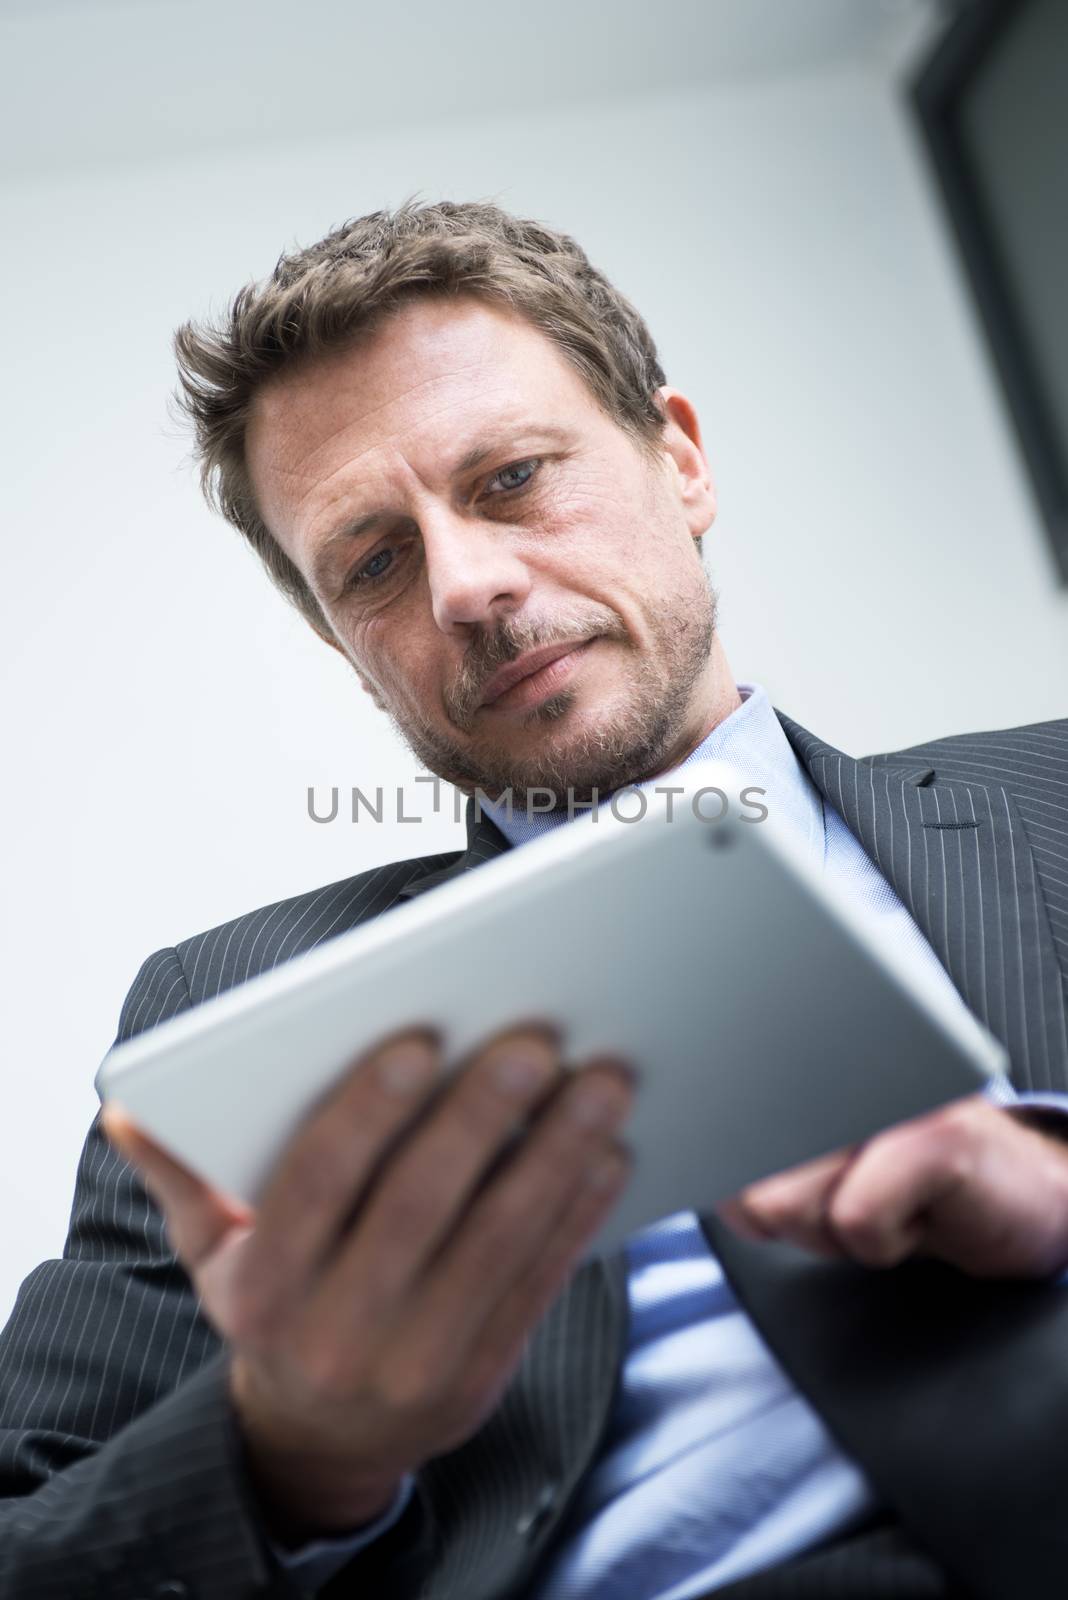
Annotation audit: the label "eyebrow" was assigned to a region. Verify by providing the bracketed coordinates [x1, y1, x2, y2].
[308, 425, 574, 594]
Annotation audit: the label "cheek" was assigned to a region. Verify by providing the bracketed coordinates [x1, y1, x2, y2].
[545, 461, 666, 562]
[547, 464, 623, 526]
[345, 614, 396, 697]
[530, 498, 625, 585]
[353, 610, 434, 711]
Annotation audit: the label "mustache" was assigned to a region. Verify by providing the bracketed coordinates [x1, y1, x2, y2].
[446, 604, 628, 726]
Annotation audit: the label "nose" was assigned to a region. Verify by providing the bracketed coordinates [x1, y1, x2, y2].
[422, 503, 533, 635]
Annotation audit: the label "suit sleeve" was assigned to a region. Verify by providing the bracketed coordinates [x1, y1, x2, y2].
[0, 947, 434, 1600]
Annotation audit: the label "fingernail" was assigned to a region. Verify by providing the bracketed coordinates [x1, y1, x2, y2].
[494, 1049, 556, 1097]
[378, 1047, 438, 1096]
[593, 1057, 640, 1088]
[569, 1078, 631, 1129]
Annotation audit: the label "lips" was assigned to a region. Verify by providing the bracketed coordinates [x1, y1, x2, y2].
[479, 639, 594, 707]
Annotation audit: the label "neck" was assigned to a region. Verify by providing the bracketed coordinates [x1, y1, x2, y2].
[627, 638, 743, 788]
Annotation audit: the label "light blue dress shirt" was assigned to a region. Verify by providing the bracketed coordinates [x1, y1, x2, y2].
[277, 683, 1064, 1596]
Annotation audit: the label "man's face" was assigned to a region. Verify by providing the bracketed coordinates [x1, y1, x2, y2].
[247, 295, 724, 802]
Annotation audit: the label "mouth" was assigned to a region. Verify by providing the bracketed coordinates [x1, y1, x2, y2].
[479, 638, 599, 713]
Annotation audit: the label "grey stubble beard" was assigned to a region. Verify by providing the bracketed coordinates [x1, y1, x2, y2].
[380, 568, 720, 807]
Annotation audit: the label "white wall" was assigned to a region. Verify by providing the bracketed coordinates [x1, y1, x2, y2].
[3, 51, 1066, 1317]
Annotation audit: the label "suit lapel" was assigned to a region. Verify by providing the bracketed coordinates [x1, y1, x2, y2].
[777, 710, 1068, 1093]
[395, 798, 512, 900]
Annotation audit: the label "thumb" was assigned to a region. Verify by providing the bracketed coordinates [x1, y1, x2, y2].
[101, 1103, 253, 1267]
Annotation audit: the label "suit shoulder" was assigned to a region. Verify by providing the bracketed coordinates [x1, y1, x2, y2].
[864, 715, 1068, 799]
[170, 847, 461, 1004]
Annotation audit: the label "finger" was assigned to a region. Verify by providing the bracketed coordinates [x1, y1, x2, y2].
[247, 1027, 445, 1301]
[721, 1148, 856, 1257]
[824, 1120, 967, 1267]
[314, 1026, 568, 1318]
[715, 1194, 777, 1241]
[101, 1104, 251, 1265]
[400, 1059, 635, 1352]
[455, 1144, 632, 1419]
[833, 1100, 1068, 1278]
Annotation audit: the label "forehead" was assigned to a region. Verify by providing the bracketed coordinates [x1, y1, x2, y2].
[245, 296, 598, 540]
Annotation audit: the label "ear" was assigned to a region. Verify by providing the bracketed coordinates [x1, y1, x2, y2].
[655, 388, 717, 542]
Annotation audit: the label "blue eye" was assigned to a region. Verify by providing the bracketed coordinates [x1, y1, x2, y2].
[346, 547, 395, 590]
[362, 549, 393, 579]
[487, 458, 539, 494]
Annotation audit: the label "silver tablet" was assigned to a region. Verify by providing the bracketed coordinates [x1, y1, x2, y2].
[96, 761, 1006, 1258]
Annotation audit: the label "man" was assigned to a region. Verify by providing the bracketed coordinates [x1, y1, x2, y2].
[1, 200, 1067, 1600]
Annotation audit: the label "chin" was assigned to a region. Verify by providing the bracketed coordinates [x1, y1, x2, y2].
[477, 699, 666, 801]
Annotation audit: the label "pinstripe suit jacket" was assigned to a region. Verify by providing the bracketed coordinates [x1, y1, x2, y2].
[2, 709, 1067, 1600]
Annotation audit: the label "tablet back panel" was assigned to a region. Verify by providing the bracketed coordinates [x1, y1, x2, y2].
[97, 763, 1005, 1256]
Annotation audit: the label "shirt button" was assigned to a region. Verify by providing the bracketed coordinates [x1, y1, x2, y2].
[516, 1480, 560, 1539]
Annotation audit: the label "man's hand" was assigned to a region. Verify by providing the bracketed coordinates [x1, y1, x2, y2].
[718, 1096, 1068, 1280]
[102, 1025, 633, 1541]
